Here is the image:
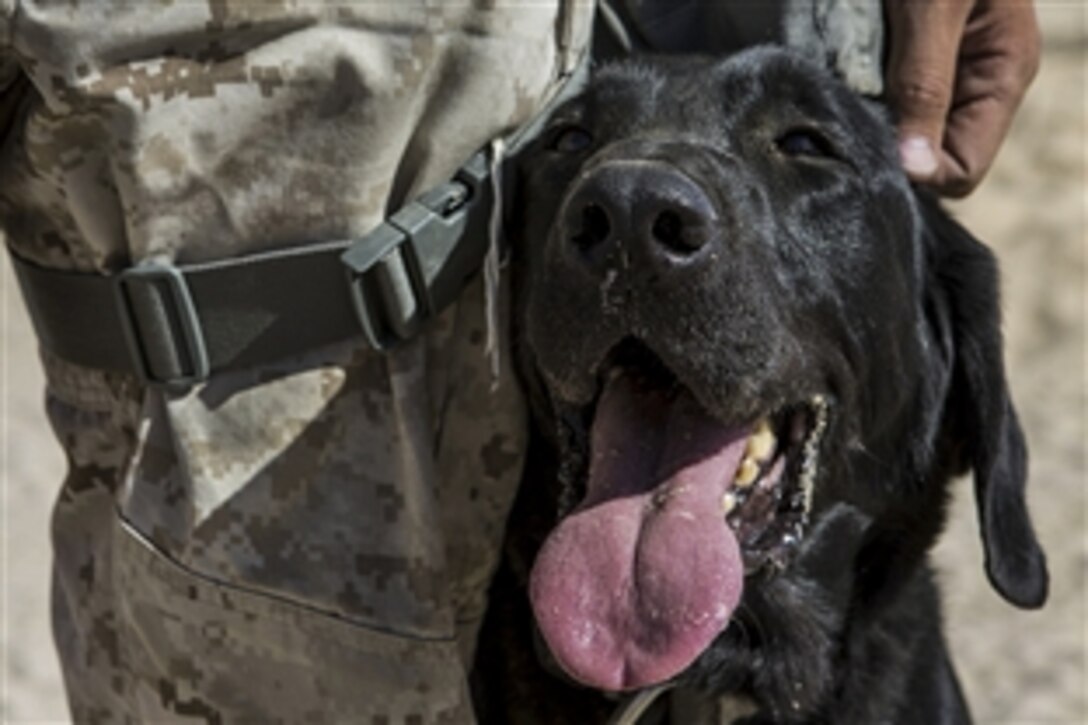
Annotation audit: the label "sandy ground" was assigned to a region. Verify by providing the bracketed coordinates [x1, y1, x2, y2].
[1, 7, 1085, 724]
[933, 7, 1087, 722]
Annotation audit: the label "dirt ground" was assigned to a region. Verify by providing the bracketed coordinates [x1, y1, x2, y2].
[932, 7, 1087, 722]
[1, 6, 1085, 724]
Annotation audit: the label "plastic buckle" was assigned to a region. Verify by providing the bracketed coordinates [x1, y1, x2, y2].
[342, 150, 492, 350]
[341, 221, 429, 351]
[114, 263, 209, 390]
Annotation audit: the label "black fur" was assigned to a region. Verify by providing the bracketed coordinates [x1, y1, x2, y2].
[472, 48, 1047, 724]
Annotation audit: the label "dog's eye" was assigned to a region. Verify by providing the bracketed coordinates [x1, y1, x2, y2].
[775, 128, 837, 160]
[549, 125, 594, 154]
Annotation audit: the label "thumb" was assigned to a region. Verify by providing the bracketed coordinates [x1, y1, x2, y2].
[884, 0, 974, 179]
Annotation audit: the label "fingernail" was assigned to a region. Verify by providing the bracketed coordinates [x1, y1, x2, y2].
[899, 136, 939, 177]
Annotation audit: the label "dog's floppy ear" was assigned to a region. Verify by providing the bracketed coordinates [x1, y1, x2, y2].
[922, 195, 1048, 609]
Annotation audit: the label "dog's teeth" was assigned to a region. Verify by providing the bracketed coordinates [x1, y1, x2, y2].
[746, 419, 777, 462]
[734, 457, 760, 488]
[722, 492, 738, 515]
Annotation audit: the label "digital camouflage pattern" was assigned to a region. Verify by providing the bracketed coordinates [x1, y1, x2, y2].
[1, 1, 881, 722]
[1, 1, 591, 722]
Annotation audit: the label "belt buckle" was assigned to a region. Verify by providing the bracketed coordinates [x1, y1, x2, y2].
[114, 263, 209, 390]
[341, 151, 491, 350]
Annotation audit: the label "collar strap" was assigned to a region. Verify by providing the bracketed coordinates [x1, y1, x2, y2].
[608, 684, 760, 725]
[609, 684, 674, 725]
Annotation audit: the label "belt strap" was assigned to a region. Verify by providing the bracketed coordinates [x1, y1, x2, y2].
[11, 152, 494, 390]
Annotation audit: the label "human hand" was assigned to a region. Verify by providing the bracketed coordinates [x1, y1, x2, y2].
[885, 0, 1041, 197]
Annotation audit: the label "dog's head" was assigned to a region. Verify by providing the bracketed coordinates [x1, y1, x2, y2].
[511, 47, 1047, 707]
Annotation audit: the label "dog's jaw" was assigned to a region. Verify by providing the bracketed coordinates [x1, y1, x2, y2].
[528, 338, 834, 692]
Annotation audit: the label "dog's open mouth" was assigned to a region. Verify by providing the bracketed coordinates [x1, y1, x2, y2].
[529, 339, 830, 693]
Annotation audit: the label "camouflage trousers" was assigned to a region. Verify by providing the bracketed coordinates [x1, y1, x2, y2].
[0, 1, 881, 722]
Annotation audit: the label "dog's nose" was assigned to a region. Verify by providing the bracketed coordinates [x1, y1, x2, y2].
[563, 160, 718, 267]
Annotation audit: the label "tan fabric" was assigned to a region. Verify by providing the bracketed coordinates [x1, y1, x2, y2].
[0, 1, 592, 722]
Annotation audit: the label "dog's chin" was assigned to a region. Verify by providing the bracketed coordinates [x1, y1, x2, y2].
[529, 336, 832, 692]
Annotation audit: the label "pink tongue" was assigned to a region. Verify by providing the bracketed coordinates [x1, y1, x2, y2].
[529, 373, 748, 692]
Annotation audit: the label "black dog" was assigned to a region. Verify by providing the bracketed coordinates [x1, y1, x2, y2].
[472, 47, 1047, 724]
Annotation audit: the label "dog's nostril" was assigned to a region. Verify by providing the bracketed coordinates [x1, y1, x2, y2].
[651, 209, 702, 253]
[652, 210, 682, 247]
[572, 203, 612, 250]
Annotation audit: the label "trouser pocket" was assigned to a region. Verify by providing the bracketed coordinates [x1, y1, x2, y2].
[105, 514, 473, 723]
